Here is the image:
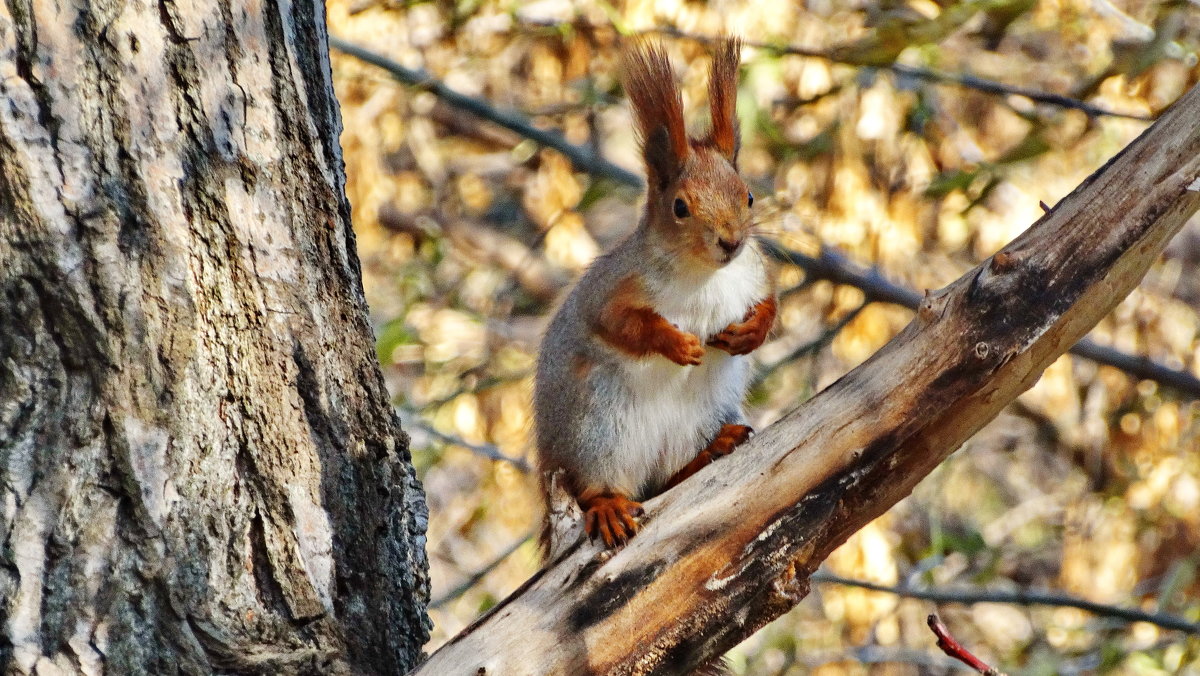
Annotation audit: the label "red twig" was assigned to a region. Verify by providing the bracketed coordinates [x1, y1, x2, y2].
[927, 614, 1007, 676]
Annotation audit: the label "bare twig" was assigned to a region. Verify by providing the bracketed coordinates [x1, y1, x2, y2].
[764, 243, 1200, 400]
[430, 532, 535, 609]
[328, 36, 643, 188]
[396, 406, 531, 472]
[1066, 339, 1200, 396]
[928, 614, 1008, 675]
[522, 20, 1153, 121]
[887, 64, 1153, 121]
[754, 303, 868, 387]
[804, 645, 979, 673]
[763, 244, 924, 307]
[811, 571, 1200, 635]
[416, 371, 533, 414]
[443, 219, 568, 304]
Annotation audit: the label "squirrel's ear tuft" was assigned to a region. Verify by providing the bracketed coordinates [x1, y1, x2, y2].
[623, 42, 689, 189]
[708, 37, 741, 163]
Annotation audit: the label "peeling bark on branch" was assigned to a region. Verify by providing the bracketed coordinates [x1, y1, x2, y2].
[413, 84, 1200, 675]
[0, 1, 428, 673]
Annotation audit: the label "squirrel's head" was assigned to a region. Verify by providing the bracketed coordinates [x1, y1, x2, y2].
[623, 39, 753, 268]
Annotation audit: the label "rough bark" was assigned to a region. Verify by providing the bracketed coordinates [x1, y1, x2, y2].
[0, 1, 429, 674]
[413, 84, 1200, 675]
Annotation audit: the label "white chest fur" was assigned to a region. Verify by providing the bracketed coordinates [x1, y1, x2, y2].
[601, 249, 765, 496]
[649, 248, 766, 339]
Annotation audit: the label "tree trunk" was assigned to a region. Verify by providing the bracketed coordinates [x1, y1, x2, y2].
[0, 2, 429, 674]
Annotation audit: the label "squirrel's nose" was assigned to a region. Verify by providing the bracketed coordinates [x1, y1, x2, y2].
[717, 237, 742, 255]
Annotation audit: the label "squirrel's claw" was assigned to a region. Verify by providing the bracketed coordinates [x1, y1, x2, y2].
[708, 297, 776, 355]
[664, 423, 753, 489]
[708, 323, 762, 355]
[582, 493, 644, 547]
[661, 330, 706, 366]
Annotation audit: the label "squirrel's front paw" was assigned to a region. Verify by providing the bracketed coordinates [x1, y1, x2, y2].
[707, 322, 764, 355]
[659, 330, 706, 366]
[708, 298, 776, 355]
[581, 493, 644, 547]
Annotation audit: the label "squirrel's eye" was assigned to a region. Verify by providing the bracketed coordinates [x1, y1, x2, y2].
[673, 197, 690, 219]
[747, 191, 755, 208]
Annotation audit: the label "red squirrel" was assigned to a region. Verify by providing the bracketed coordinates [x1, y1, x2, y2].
[534, 39, 776, 548]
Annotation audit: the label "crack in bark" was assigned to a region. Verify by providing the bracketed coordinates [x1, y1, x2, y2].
[249, 508, 292, 622]
[6, 0, 64, 192]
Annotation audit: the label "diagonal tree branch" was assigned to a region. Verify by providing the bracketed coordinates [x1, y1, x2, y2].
[330, 37, 1198, 399]
[328, 36, 642, 187]
[887, 64, 1152, 121]
[411, 83, 1200, 675]
[763, 244, 1200, 399]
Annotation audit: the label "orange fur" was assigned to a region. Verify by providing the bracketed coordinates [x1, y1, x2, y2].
[708, 295, 776, 355]
[707, 38, 742, 161]
[579, 491, 644, 547]
[596, 275, 706, 365]
[623, 42, 690, 186]
[663, 423, 753, 489]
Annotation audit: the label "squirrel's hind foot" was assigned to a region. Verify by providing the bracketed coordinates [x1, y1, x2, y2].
[664, 423, 753, 489]
[582, 493, 644, 547]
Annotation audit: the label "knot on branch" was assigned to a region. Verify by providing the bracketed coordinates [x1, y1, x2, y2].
[969, 251, 1032, 303]
[989, 250, 1018, 272]
[917, 288, 950, 322]
[974, 342, 991, 359]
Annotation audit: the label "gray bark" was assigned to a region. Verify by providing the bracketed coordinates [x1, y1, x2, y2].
[0, 1, 430, 674]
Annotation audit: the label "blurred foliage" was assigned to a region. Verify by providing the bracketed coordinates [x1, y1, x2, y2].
[328, 0, 1200, 673]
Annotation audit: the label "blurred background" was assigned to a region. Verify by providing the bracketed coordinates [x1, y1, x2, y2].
[325, 0, 1200, 673]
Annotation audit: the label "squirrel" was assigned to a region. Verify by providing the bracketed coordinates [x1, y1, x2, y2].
[534, 38, 776, 550]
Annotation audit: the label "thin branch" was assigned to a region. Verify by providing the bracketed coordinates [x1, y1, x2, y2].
[804, 646, 979, 673]
[763, 243, 1200, 400]
[430, 532, 534, 609]
[887, 64, 1152, 121]
[328, 36, 643, 188]
[811, 572, 1200, 635]
[754, 302, 868, 387]
[522, 20, 1153, 121]
[927, 614, 1008, 676]
[396, 406, 531, 472]
[416, 371, 532, 414]
[763, 243, 924, 308]
[1066, 339, 1200, 396]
